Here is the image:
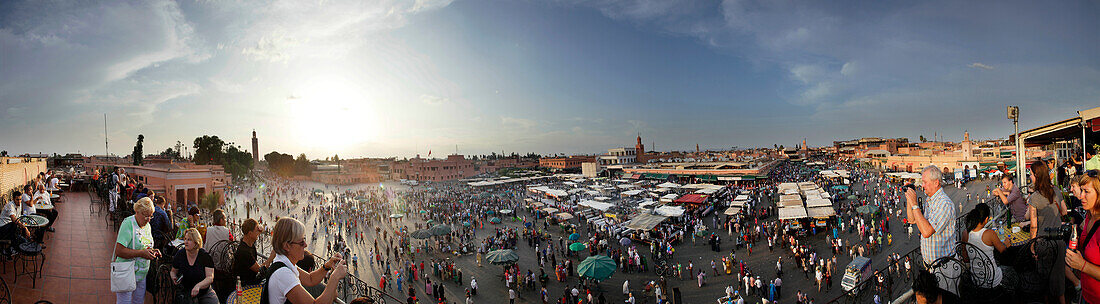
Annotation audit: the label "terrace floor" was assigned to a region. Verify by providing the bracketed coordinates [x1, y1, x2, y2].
[2, 190, 135, 304]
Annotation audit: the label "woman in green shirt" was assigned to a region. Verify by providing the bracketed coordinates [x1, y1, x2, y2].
[115, 197, 161, 304]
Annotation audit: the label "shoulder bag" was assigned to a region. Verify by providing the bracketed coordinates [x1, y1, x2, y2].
[111, 218, 138, 293]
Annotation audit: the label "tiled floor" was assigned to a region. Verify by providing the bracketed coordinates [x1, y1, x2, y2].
[2, 191, 137, 304]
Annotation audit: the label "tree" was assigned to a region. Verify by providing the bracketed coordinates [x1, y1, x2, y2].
[193, 135, 226, 165]
[0, 151, 7, 157]
[294, 153, 312, 176]
[920, 135, 927, 143]
[265, 151, 296, 177]
[199, 191, 222, 212]
[333, 154, 340, 172]
[223, 145, 254, 179]
[132, 134, 144, 165]
[160, 147, 180, 159]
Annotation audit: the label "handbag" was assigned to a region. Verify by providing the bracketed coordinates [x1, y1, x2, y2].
[111, 219, 138, 293]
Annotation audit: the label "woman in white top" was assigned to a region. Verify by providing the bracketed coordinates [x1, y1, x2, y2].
[266, 217, 347, 304]
[960, 203, 1011, 288]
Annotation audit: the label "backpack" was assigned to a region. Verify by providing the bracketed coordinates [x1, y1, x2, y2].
[260, 261, 290, 304]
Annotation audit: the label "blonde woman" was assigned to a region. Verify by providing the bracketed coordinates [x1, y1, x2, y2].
[1067, 172, 1100, 303]
[171, 228, 217, 304]
[265, 217, 348, 304]
[114, 197, 161, 304]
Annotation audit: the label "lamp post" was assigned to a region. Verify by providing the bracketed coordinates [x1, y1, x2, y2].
[1008, 106, 1026, 190]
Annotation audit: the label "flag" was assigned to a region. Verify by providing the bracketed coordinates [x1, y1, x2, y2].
[428, 150, 431, 157]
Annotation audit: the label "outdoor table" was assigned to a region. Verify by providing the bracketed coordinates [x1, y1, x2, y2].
[50, 194, 60, 199]
[995, 223, 1030, 246]
[34, 202, 54, 210]
[226, 285, 262, 304]
[19, 214, 49, 228]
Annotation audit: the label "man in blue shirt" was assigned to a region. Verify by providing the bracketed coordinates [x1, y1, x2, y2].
[149, 196, 173, 251]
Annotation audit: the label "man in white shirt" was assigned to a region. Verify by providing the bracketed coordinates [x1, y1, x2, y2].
[0, 191, 31, 246]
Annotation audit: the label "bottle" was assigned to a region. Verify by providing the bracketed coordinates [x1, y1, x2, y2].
[1070, 224, 1080, 250]
[236, 278, 242, 299]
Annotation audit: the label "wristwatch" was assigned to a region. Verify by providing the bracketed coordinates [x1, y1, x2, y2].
[911, 205, 920, 210]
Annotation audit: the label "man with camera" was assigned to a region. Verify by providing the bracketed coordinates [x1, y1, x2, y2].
[905, 166, 958, 267]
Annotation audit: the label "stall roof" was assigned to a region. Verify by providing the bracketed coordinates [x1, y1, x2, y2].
[625, 213, 668, 230]
[734, 195, 750, 201]
[652, 187, 671, 193]
[555, 213, 575, 220]
[778, 207, 808, 220]
[655, 206, 686, 217]
[730, 200, 747, 207]
[674, 194, 709, 205]
[807, 206, 837, 218]
[682, 183, 723, 190]
[724, 207, 743, 215]
[694, 188, 720, 194]
[578, 200, 614, 211]
[805, 198, 832, 208]
[656, 182, 681, 188]
[621, 189, 644, 196]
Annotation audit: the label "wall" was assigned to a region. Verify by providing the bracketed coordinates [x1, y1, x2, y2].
[0, 157, 48, 198]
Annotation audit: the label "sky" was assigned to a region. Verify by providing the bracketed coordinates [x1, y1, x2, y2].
[1, 0, 1098, 159]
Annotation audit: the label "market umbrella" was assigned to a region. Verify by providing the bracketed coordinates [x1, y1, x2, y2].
[856, 205, 879, 215]
[419, 210, 428, 214]
[568, 233, 581, 241]
[489, 217, 502, 224]
[500, 209, 513, 214]
[463, 222, 472, 227]
[430, 224, 452, 236]
[390, 214, 404, 218]
[577, 255, 617, 281]
[485, 249, 519, 265]
[426, 219, 435, 224]
[410, 229, 433, 239]
[569, 242, 587, 252]
[619, 237, 631, 246]
[846, 195, 858, 200]
[486, 210, 495, 215]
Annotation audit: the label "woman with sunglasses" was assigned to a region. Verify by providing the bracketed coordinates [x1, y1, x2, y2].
[1066, 172, 1100, 303]
[265, 217, 348, 304]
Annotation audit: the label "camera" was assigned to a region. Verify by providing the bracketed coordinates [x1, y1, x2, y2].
[1042, 223, 1073, 242]
[901, 184, 918, 193]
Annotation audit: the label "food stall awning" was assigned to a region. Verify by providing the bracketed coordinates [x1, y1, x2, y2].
[674, 194, 708, 205]
[656, 182, 681, 188]
[694, 188, 719, 194]
[778, 207, 808, 220]
[625, 213, 668, 230]
[578, 200, 614, 211]
[655, 206, 686, 217]
[805, 198, 832, 208]
[638, 200, 657, 208]
[723, 207, 742, 215]
[555, 213, 575, 220]
[652, 187, 671, 193]
[542, 207, 559, 213]
[621, 189, 644, 196]
[735, 195, 750, 201]
[594, 196, 611, 201]
[730, 200, 747, 207]
[807, 206, 837, 218]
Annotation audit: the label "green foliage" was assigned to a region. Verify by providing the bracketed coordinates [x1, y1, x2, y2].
[265, 152, 295, 177]
[193, 135, 225, 165]
[132, 134, 144, 165]
[199, 191, 222, 212]
[191, 135, 253, 180]
[295, 153, 312, 176]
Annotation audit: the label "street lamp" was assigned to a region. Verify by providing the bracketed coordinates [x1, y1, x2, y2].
[1008, 106, 1026, 190]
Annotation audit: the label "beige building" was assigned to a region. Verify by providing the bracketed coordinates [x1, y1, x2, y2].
[84, 158, 227, 206]
[1, 157, 48, 197]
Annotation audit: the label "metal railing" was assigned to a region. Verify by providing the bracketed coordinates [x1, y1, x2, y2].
[824, 246, 922, 304]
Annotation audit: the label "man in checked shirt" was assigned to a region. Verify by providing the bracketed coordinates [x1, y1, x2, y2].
[906, 165, 958, 295]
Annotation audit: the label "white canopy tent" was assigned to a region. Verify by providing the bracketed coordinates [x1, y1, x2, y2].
[778, 207, 808, 220]
[805, 198, 832, 208]
[621, 189, 644, 196]
[660, 193, 679, 202]
[655, 206, 686, 217]
[578, 200, 614, 211]
[807, 206, 837, 218]
[656, 182, 681, 188]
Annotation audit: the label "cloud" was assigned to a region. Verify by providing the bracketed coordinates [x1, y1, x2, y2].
[501, 116, 537, 129]
[968, 62, 995, 70]
[420, 94, 451, 105]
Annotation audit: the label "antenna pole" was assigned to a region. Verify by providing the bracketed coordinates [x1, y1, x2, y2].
[104, 114, 109, 156]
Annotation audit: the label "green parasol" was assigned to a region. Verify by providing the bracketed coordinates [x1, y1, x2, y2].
[569, 242, 587, 252]
[577, 255, 617, 281]
[409, 229, 433, 239]
[429, 224, 452, 236]
[485, 249, 519, 265]
[856, 205, 879, 215]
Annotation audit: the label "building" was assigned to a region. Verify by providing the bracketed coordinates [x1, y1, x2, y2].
[84, 158, 227, 206]
[539, 155, 595, 170]
[251, 130, 259, 165]
[392, 154, 483, 182]
[598, 148, 637, 166]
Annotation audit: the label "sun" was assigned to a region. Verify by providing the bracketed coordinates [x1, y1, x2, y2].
[288, 76, 380, 153]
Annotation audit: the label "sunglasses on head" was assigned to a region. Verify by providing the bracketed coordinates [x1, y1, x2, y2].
[1089, 170, 1099, 178]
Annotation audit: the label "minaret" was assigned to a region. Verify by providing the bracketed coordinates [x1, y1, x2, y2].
[635, 135, 645, 163]
[251, 130, 259, 164]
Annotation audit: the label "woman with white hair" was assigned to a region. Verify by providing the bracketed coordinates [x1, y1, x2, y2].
[114, 197, 161, 304]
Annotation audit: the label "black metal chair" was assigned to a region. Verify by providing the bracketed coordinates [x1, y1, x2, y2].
[0, 276, 9, 304]
[13, 241, 45, 288]
[953, 242, 1011, 303]
[210, 240, 239, 304]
